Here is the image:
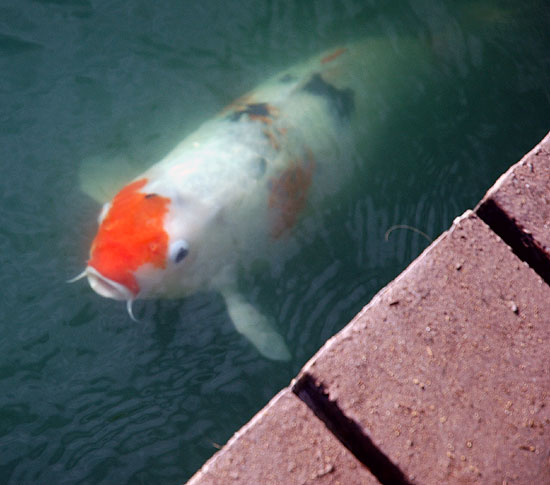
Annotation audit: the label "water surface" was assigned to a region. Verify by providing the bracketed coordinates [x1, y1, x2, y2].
[1, 0, 549, 483]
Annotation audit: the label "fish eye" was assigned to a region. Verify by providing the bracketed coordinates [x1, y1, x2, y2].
[98, 202, 111, 224]
[169, 239, 189, 263]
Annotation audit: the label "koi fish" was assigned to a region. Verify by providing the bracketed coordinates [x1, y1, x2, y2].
[71, 39, 432, 360]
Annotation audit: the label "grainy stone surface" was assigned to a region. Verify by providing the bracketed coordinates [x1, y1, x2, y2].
[477, 131, 550, 263]
[297, 211, 550, 484]
[186, 388, 378, 485]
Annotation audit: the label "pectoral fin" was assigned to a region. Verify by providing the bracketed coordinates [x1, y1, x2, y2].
[222, 289, 291, 361]
[79, 153, 145, 204]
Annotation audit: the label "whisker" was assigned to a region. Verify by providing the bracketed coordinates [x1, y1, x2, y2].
[67, 268, 88, 284]
[127, 299, 139, 322]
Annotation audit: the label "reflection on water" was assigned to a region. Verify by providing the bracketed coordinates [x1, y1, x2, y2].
[0, 0, 548, 482]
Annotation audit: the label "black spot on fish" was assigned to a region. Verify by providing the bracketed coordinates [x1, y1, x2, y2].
[145, 193, 158, 199]
[251, 157, 267, 179]
[303, 74, 355, 120]
[279, 73, 296, 83]
[228, 102, 271, 122]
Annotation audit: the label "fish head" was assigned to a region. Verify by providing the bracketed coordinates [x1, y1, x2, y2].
[72, 178, 198, 319]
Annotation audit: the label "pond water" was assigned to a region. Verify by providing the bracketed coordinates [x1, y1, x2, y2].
[1, 0, 549, 483]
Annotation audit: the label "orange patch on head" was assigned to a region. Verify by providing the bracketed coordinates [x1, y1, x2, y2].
[268, 152, 315, 239]
[88, 179, 170, 295]
[321, 47, 347, 64]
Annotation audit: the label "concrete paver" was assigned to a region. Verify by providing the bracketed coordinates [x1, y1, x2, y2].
[295, 212, 550, 484]
[187, 388, 378, 485]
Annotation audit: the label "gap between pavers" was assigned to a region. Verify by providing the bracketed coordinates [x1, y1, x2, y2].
[477, 131, 550, 283]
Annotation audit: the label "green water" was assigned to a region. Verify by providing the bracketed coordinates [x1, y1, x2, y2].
[1, 0, 549, 483]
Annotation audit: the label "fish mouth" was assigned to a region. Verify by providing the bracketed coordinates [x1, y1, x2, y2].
[84, 266, 134, 301]
[68, 267, 139, 322]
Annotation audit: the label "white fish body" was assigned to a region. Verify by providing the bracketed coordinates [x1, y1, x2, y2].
[75, 39, 433, 360]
